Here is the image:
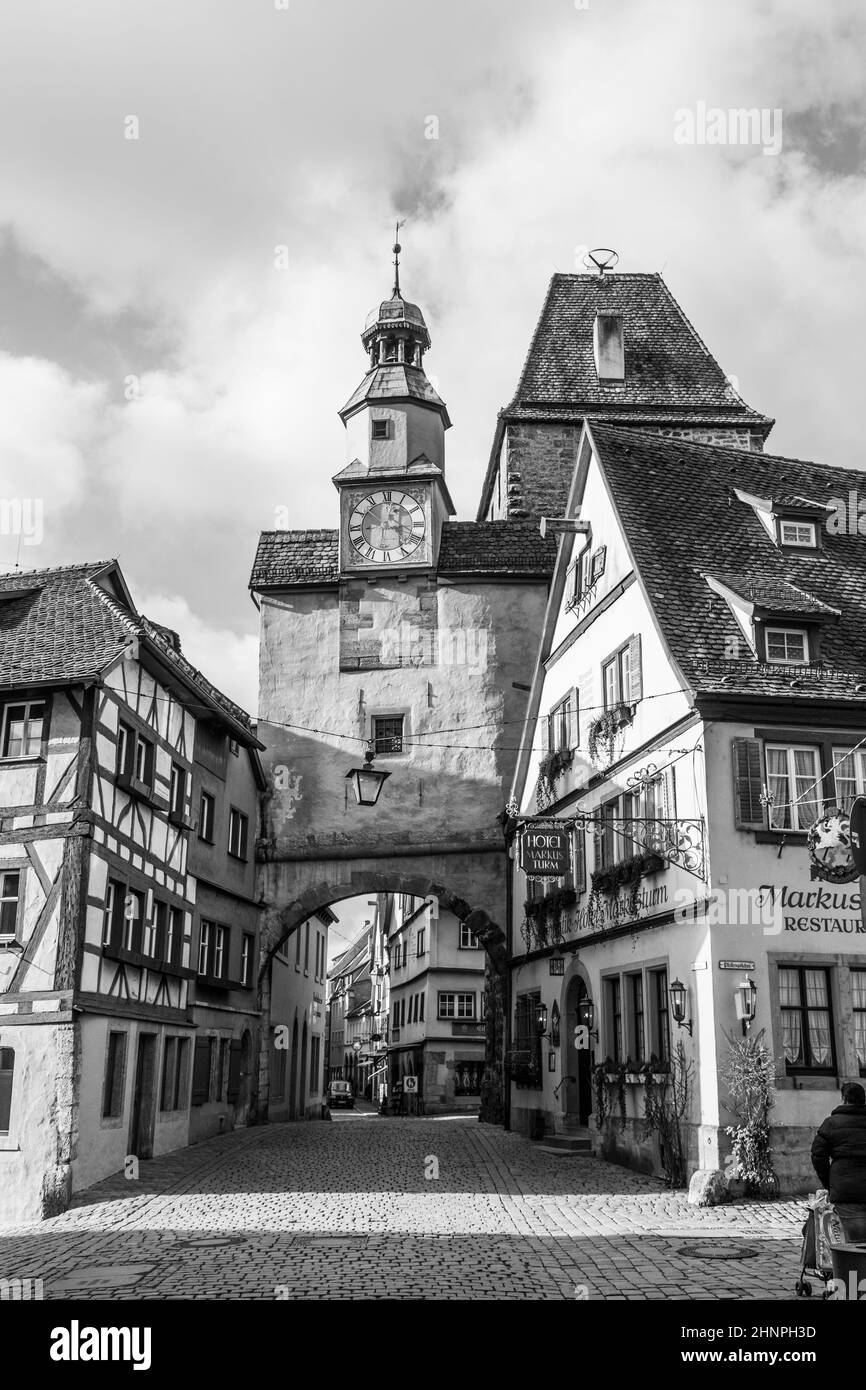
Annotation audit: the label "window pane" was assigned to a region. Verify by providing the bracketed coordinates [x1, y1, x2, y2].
[807, 1012, 832, 1067]
[804, 969, 829, 1008]
[852, 972, 866, 1011]
[793, 750, 821, 829]
[766, 748, 790, 829]
[778, 968, 801, 1007]
[834, 750, 858, 813]
[781, 1012, 803, 1066]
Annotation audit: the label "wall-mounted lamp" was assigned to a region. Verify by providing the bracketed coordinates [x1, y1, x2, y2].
[535, 1002, 549, 1037]
[576, 996, 598, 1042]
[734, 977, 758, 1035]
[669, 978, 693, 1037]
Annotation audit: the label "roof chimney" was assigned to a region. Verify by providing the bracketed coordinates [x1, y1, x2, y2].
[593, 312, 625, 381]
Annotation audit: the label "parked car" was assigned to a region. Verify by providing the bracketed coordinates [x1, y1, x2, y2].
[327, 1079, 354, 1109]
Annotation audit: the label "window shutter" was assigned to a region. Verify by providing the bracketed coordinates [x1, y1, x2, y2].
[568, 688, 580, 748]
[732, 737, 766, 829]
[627, 634, 643, 703]
[192, 1036, 211, 1105]
[592, 545, 607, 581]
[581, 550, 593, 593]
[575, 826, 586, 893]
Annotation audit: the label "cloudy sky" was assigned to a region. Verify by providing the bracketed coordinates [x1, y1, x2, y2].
[1, 0, 864, 710]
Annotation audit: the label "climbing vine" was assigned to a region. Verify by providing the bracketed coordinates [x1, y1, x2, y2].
[641, 1041, 693, 1188]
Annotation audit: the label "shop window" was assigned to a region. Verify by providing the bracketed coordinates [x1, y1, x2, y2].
[605, 976, 623, 1063]
[649, 967, 670, 1065]
[852, 971, 866, 1077]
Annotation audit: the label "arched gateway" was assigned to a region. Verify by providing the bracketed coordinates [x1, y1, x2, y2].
[254, 851, 509, 1124]
[248, 250, 555, 1131]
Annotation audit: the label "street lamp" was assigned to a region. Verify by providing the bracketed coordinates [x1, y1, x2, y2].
[734, 977, 758, 1035]
[345, 744, 391, 806]
[669, 978, 693, 1036]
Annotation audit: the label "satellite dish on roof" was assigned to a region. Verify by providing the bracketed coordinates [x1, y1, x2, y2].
[584, 248, 619, 276]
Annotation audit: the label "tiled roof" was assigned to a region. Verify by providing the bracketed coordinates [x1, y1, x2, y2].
[0, 560, 256, 734]
[705, 574, 840, 618]
[589, 424, 866, 701]
[0, 562, 133, 685]
[340, 364, 450, 424]
[250, 530, 340, 588]
[509, 273, 772, 428]
[437, 521, 556, 576]
[250, 522, 556, 589]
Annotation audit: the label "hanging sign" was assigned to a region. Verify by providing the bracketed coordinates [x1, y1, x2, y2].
[518, 820, 572, 880]
[806, 807, 857, 883]
[851, 797, 866, 876]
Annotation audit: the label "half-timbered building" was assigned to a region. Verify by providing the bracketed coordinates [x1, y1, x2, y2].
[0, 560, 261, 1223]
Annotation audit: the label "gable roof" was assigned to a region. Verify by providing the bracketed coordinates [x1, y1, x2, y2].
[0, 560, 259, 740]
[477, 272, 774, 520]
[509, 273, 771, 425]
[586, 423, 866, 703]
[250, 521, 556, 590]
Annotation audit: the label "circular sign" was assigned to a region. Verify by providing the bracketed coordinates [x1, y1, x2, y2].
[807, 807, 857, 883]
[402, 1075, 418, 1093]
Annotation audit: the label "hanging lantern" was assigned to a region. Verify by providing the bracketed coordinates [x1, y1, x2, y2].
[345, 745, 391, 806]
[669, 978, 693, 1036]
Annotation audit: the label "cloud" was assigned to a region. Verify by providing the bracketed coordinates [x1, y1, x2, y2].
[132, 588, 260, 715]
[0, 0, 864, 691]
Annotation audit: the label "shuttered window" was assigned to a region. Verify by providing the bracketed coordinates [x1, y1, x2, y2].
[731, 737, 767, 829]
[602, 634, 643, 708]
[548, 689, 579, 751]
[192, 1035, 214, 1106]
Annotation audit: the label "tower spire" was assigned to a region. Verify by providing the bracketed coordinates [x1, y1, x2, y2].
[392, 219, 405, 297]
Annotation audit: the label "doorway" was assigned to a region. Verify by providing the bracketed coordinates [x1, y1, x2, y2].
[129, 1032, 157, 1159]
[563, 975, 592, 1126]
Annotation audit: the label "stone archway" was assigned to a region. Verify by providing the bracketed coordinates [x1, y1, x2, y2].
[252, 849, 509, 1127]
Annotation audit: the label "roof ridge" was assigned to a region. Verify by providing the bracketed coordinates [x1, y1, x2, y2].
[0, 559, 117, 582]
[507, 272, 559, 411]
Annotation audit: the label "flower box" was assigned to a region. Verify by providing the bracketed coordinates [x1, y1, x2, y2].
[626, 1073, 643, 1085]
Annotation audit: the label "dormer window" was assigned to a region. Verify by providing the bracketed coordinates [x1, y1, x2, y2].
[778, 519, 816, 548]
[765, 627, 809, 664]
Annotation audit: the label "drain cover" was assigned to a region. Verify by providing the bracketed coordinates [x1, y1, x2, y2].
[53, 1264, 155, 1291]
[173, 1235, 247, 1249]
[677, 1243, 762, 1260]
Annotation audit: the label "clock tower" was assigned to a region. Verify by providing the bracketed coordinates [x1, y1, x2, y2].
[334, 236, 454, 576]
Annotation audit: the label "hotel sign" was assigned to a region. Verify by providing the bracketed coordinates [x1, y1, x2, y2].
[518, 820, 572, 880]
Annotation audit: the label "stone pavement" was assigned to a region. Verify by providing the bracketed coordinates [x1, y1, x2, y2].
[0, 1118, 807, 1300]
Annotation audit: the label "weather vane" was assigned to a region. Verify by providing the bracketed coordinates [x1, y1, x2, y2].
[393, 218, 406, 295]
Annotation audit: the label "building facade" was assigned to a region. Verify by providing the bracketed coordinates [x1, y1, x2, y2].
[0, 561, 260, 1225]
[186, 717, 265, 1143]
[505, 419, 866, 1192]
[250, 255, 554, 1122]
[268, 906, 332, 1119]
[385, 893, 486, 1112]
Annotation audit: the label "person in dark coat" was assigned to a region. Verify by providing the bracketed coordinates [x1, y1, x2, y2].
[811, 1081, 866, 1241]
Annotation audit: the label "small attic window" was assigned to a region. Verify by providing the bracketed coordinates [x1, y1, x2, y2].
[778, 519, 816, 548]
[371, 419, 391, 441]
[593, 313, 625, 381]
[765, 627, 809, 665]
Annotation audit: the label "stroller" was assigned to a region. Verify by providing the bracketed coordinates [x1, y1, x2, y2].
[795, 1191, 844, 1298]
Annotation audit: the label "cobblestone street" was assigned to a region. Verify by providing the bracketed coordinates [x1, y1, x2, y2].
[0, 1118, 806, 1301]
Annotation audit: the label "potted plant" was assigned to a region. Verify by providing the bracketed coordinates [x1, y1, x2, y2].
[625, 1056, 642, 1085]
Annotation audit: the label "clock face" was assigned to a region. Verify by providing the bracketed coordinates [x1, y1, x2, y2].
[348, 490, 427, 564]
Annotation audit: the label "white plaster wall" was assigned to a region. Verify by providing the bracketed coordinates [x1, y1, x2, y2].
[0, 1023, 64, 1225]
